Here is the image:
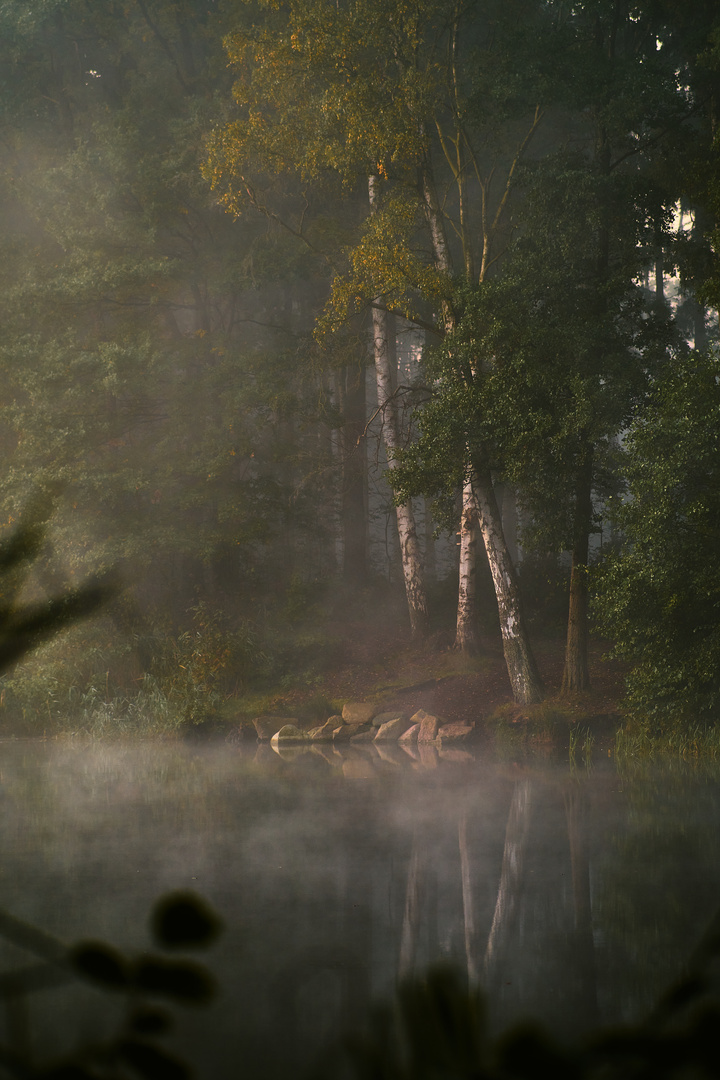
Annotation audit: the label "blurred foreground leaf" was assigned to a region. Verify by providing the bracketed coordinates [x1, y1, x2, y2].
[151, 892, 224, 951]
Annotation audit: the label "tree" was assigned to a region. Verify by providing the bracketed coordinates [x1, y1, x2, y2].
[395, 0, 694, 696]
[0, 0, 339, 670]
[596, 351, 720, 732]
[205, 0, 435, 639]
[205, 0, 557, 688]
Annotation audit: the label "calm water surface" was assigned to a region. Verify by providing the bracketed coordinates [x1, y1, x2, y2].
[1, 737, 719, 1076]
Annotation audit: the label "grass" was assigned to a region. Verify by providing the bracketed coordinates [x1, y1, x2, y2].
[615, 721, 720, 762]
[488, 699, 577, 756]
[569, 723, 595, 769]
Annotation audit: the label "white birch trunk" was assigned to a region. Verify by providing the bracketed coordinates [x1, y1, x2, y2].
[473, 467, 543, 704]
[369, 175, 429, 641]
[455, 478, 480, 654]
[419, 162, 481, 653]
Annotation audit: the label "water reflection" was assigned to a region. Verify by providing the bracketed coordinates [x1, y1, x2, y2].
[0, 738, 719, 1077]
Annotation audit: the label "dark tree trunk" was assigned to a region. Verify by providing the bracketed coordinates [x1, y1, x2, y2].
[562, 448, 593, 694]
[339, 363, 367, 585]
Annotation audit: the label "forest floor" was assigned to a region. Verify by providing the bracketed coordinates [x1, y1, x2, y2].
[242, 611, 628, 751]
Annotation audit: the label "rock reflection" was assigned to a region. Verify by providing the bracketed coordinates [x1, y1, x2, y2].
[0, 741, 719, 1077]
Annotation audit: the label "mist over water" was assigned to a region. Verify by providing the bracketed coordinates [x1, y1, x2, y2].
[1, 739, 719, 1077]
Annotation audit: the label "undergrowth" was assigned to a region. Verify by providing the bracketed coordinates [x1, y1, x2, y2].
[0, 600, 347, 737]
[490, 700, 575, 754]
[615, 720, 720, 761]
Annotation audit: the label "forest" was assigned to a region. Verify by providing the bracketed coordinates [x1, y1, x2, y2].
[0, 0, 719, 745]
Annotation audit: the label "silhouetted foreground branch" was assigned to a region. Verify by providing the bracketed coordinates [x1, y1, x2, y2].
[313, 955, 720, 1080]
[0, 890, 719, 1079]
[0, 893, 222, 1080]
[0, 501, 117, 677]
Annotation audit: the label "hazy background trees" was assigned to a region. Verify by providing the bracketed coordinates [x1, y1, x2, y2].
[0, 0, 718, 734]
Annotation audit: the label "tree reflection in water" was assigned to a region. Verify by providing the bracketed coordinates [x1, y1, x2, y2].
[0, 743, 718, 1077]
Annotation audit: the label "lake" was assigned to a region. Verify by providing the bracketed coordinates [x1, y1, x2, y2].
[1, 736, 719, 1077]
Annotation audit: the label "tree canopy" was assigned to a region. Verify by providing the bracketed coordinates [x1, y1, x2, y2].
[0, 0, 718, 731]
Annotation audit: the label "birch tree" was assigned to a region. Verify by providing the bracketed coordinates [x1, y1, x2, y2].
[394, 0, 693, 696]
[205, 0, 433, 638]
[205, 0, 551, 689]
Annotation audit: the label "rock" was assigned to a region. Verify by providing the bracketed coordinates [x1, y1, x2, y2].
[410, 709, 440, 744]
[349, 729, 375, 744]
[308, 719, 338, 742]
[342, 702, 377, 725]
[374, 717, 412, 742]
[437, 721, 474, 744]
[333, 722, 370, 743]
[398, 723, 420, 745]
[270, 724, 309, 744]
[254, 716, 299, 742]
[371, 710, 408, 728]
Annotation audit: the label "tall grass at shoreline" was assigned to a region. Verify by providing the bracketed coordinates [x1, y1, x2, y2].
[615, 721, 720, 761]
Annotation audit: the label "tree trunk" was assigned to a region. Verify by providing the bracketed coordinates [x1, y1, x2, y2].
[369, 175, 429, 642]
[423, 498, 436, 583]
[562, 448, 593, 694]
[419, 161, 483, 652]
[473, 463, 543, 704]
[339, 362, 367, 585]
[499, 484, 519, 567]
[455, 478, 480, 654]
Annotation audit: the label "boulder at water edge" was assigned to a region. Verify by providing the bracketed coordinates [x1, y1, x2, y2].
[342, 702, 377, 725]
[437, 721, 474, 744]
[374, 716, 412, 742]
[398, 723, 420, 745]
[307, 719, 339, 742]
[410, 709, 440, 743]
[270, 725, 310, 744]
[349, 729, 375, 744]
[254, 716, 299, 741]
[333, 722, 371, 743]
[371, 711, 408, 728]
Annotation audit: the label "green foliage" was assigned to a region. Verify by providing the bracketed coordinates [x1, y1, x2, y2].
[0, 0, 339, 663]
[596, 351, 720, 732]
[149, 603, 265, 725]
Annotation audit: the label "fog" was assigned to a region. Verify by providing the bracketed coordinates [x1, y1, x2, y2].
[1, 740, 719, 1076]
[1, 4, 719, 1074]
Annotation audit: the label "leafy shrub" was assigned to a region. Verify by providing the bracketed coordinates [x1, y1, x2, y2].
[595, 352, 720, 735]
